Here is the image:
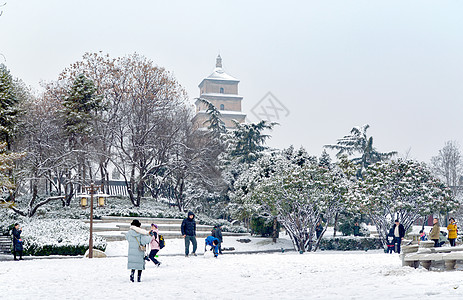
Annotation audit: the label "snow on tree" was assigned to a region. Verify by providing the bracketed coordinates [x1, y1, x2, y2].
[431, 140, 463, 194]
[318, 149, 332, 169]
[197, 98, 226, 135]
[0, 64, 22, 149]
[108, 54, 190, 207]
[349, 158, 457, 247]
[0, 142, 25, 209]
[228, 120, 277, 164]
[60, 73, 103, 140]
[232, 147, 350, 252]
[324, 124, 396, 177]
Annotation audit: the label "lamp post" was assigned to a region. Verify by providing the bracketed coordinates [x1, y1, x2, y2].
[84, 183, 101, 259]
[88, 183, 95, 258]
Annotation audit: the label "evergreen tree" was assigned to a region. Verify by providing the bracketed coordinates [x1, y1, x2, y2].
[0, 64, 21, 148]
[319, 149, 332, 169]
[61, 73, 102, 142]
[229, 120, 277, 164]
[197, 98, 226, 136]
[325, 124, 396, 177]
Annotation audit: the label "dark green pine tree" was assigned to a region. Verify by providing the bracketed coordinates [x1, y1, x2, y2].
[324, 124, 396, 177]
[0, 64, 21, 148]
[319, 149, 332, 169]
[197, 98, 226, 136]
[61, 73, 102, 142]
[230, 120, 277, 164]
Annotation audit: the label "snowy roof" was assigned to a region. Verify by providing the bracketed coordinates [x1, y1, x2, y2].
[199, 55, 240, 86]
[205, 67, 239, 82]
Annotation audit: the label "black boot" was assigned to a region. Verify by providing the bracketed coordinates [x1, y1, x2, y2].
[137, 270, 142, 282]
[130, 270, 135, 282]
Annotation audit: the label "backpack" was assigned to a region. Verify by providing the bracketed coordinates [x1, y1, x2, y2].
[158, 234, 165, 249]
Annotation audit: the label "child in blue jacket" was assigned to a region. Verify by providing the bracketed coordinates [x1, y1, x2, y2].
[205, 236, 220, 257]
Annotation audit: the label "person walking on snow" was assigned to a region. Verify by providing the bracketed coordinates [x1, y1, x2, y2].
[447, 218, 458, 247]
[392, 219, 405, 254]
[148, 224, 162, 266]
[181, 211, 197, 257]
[125, 219, 151, 282]
[12, 223, 23, 261]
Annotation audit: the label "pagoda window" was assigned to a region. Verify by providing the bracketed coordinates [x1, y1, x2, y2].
[220, 87, 224, 94]
[220, 104, 225, 110]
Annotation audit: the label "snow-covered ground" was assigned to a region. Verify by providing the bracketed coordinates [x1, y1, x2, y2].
[105, 235, 295, 256]
[2, 235, 463, 299]
[2, 250, 463, 299]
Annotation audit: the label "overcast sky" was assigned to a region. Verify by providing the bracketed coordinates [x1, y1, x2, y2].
[1, 0, 463, 163]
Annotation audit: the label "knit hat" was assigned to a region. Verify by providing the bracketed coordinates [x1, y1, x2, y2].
[131, 219, 141, 227]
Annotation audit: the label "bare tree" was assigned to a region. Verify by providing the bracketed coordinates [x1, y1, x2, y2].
[107, 54, 190, 207]
[431, 141, 463, 193]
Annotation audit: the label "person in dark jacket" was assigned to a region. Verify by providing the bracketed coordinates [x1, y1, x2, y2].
[315, 221, 323, 239]
[12, 223, 23, 261]
[205, 236, 220, 257]
[392, 219, 405, 254]
[353, 222, 360, 236]
[181, 211, 197, 257]
[386, 228, 395, 254]
[211, 225, 223, 254]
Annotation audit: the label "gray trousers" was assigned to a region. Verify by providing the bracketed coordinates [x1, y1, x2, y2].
[184, 235, 197, 255]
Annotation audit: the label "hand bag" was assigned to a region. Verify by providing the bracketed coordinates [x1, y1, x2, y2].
[135, 237, 146, 252]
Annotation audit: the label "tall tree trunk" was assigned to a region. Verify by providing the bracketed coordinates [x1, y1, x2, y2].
[333, 212, 339, 237]
[272, 216, 278, 243]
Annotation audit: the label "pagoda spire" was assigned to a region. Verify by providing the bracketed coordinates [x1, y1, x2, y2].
[216, 55, 222, 68]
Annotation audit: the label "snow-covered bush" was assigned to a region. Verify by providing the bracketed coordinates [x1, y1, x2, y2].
[0, 214, 107, 256]
[3, 196, 247, 235]
[21, 219, 107, 256]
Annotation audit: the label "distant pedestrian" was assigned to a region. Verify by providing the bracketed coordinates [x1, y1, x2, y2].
[353, 222, 360, 236]
[12, 223, 23, 261]
[125, 219, 151, 282]
[419, 229, 427, 241]
[386, 228, 395, 254]
[429, 218, 440, 247]
[392, 219, 405, 254]
[315, 221, 323, 239]
[181, 211, 197, 257]
[205, 236, 220, 257]
[148, 224, 162, 266]
[447, 218, 458, 247]
[211, 225, 223, 254]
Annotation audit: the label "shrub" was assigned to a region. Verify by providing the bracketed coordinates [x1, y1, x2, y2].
[319, 237, 382, 251]
[250, 216, 279, 237]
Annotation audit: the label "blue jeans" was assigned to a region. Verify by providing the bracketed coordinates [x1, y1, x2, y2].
[184, 235, 197, 255]
[149, 249, 159, 264]
[394, 237, 402, 254]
